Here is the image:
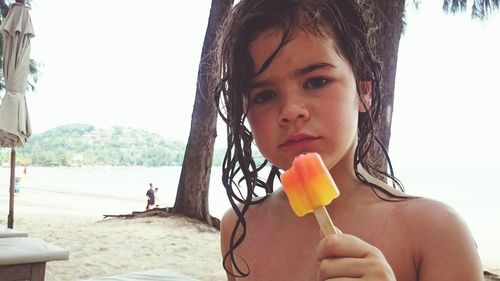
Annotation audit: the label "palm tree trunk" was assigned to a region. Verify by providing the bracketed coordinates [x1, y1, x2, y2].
[369, 0, 497, 174]
[368, 0, 406, 176]
[173, 0, 233, 226]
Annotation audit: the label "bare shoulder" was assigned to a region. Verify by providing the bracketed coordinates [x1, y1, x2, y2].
[220, 191, 290, 254]
[219, 194, 277, 251]
[220, 194, 275, 230]
[220, 204, 242, 281]
[392, 197, 473, 245]
[394, 197, 470, 235]
[220, 203, 241, 251]
[393, 197, 483, 280]
[220, 195, 282, 281]
[221, 204, 239, 231]
[394, 197, 458, 220]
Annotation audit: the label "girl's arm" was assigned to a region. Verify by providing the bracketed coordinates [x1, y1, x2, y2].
[413, 200, 483, 281]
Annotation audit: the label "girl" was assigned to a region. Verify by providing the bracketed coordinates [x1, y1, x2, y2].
[213, 0, 483, 280]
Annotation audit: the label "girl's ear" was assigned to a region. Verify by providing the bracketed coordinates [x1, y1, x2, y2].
[358, 81, 372, 113]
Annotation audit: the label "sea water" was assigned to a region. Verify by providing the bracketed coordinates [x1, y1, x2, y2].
[0, 166, 232, 219]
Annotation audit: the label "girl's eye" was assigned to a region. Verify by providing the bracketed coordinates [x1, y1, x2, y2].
[304, 77, 329, 89]
[250, 91, 276, 104]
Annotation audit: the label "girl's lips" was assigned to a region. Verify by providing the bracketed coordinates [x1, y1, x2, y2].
[280, 134, 320, 148]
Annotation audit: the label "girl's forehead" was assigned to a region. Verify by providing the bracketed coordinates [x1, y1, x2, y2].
[250, 26, 334, 49]
[248, 28, 284, 61]
[248, 28, 340, 72]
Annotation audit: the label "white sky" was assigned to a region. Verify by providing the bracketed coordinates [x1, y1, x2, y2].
[392, 1, 500, 168]
[25, 0, 500, 168]
[28, 0, 211, 142]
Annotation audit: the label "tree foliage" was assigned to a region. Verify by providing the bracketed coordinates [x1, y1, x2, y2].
[0, 123, 223, 167]
[442, 0, 499, 19]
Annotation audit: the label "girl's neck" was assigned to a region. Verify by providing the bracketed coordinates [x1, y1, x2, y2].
[330, 157, 360, 195]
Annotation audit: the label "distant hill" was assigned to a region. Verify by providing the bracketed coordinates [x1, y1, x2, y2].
[0, 124, 226, 167]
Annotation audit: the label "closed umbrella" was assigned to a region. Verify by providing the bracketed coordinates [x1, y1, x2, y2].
[0, 0, 34, 228]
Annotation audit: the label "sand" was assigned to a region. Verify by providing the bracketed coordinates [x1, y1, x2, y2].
[0, 187, 226, 281]
[1, 186, 499, 281]
[16, 215, 225, 281]
[12, 215, 225, 281]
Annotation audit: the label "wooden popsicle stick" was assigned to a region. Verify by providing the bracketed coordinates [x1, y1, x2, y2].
[313, 205, 337, 235]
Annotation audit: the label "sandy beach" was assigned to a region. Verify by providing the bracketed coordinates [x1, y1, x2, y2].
[0, 187, 226, 281]
[11, 215, 225, 281]
[1, 182, 499, 280]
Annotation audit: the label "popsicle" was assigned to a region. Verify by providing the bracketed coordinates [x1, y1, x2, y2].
[281, 152, 340, 235]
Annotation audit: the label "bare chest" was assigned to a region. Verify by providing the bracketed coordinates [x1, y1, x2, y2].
[232, 215, 321, 281]
[231, 204, 417, 281]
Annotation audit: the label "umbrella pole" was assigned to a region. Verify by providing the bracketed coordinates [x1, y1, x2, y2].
[7, 148, 15, 229]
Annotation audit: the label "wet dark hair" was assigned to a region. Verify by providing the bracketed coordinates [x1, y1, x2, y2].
[213, 0, 405, 277]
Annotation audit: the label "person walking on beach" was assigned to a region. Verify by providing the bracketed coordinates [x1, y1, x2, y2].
[146, 183, 155, 210]
[154, 187, 160, 208]
[213, 0, 483, 280]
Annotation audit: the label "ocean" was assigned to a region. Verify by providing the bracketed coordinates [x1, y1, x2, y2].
[0, 166, 232, 220]
[0, 165, 498, 268]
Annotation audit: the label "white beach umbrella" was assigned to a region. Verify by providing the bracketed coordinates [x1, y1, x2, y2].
[0, 0, 34, 228]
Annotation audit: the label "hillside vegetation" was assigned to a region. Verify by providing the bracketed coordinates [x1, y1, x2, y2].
[0, 124, 226, 167]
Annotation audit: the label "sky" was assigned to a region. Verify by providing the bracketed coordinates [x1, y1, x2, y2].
[27, 0, 211, 142]
[391, 1, 500, 168]
[21, 0, 500, 168]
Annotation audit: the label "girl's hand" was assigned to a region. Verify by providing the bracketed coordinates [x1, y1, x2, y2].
[316, 233, 396, 281]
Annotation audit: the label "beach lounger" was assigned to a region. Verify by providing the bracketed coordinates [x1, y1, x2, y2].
[0, 228, 28, 238]
[0, 237, 69, 281]
[82, 268, 201, 281]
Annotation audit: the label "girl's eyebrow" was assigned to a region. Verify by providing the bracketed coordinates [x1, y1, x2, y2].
[295, 62, 336, 76]
[249, 62, 337, 90]
[249, 80, 269, 90]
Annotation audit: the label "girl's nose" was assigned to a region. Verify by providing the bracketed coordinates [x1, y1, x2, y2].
[278, 97, 310, 125]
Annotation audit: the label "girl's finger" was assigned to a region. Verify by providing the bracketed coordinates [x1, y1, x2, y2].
[316, 233, 379, 260]
[318, 225, 343, 238]
[317, 257, 364, 280]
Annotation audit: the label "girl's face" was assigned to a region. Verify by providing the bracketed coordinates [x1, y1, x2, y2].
[246, 29, 370, 171]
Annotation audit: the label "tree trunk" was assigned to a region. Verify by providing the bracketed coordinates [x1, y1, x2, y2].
[368, 0, 406, 174]
[369, 0, 495, 174]
[173, 0, 233, 226]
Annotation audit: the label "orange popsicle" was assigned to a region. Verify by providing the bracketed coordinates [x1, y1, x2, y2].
[281, 152, 340, 235]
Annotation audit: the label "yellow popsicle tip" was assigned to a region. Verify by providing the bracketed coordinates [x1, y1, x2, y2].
[281, 152, 340, 217]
